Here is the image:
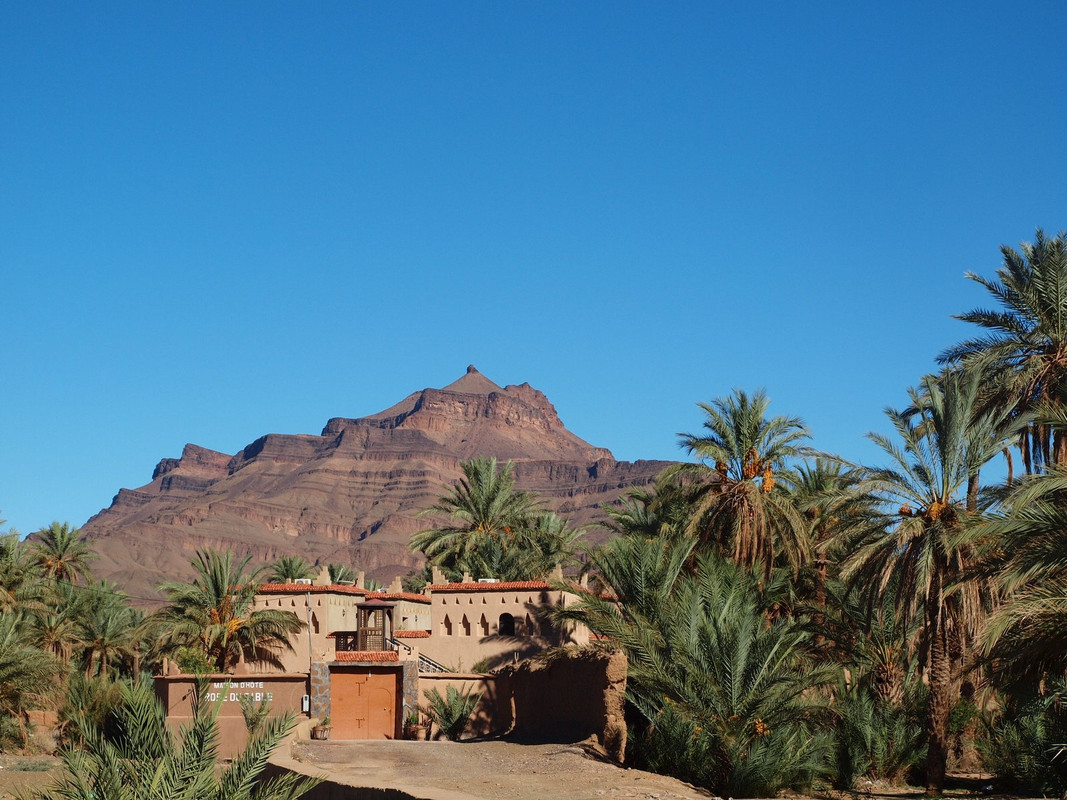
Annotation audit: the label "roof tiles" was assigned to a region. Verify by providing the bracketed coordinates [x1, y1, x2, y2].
[333, 650, 399, 663]
[427, 580, 553, 593]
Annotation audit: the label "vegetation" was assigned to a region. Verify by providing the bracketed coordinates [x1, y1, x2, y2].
[410, 456, 583, 581]
[8, 229, 1067, 797]
[150, 549, 303, 673]
[268, 555, 314, 583]
[35, 678, 319, 800]
[422, 684, 483, 741]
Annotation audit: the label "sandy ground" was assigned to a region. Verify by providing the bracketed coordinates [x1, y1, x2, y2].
[277, 739, 715, 800]
[0, 755, 63, 800]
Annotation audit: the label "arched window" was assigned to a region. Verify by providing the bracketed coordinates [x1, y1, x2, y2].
[461, 615, 471, 636]
[498, 613, 515, 636]
[525, 613, 535, 636]
[479, 614, 489, 637]
[442, 615, 453, 636]
[311, 613, 319, 634]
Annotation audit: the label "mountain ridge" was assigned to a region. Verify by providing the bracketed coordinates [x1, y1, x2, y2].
[80, 366, 674, 599]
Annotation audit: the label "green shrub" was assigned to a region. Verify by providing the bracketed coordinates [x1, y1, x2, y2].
[36, 677, 319, 800]
[980, 686, 1067, 795]
[422, 684, 483, 741]
[828, 679, 925, 789]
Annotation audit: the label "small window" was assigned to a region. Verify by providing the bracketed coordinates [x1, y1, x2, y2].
[479, 614, 489, 637]
[498, 613, 515, 636]
[442, 614, 453, 636]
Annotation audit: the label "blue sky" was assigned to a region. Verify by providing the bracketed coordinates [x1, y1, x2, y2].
[3, 3, 1066, 536]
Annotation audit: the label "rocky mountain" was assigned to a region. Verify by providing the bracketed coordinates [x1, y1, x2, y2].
[81, 367, 674, 599]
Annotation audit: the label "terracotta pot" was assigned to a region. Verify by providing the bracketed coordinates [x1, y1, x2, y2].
[310, 725, 331, 740]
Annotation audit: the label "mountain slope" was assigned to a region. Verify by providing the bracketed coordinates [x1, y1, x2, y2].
[81, 366, 674, 598]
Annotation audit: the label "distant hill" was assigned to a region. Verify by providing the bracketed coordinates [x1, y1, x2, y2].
[80, 366, 675, 599]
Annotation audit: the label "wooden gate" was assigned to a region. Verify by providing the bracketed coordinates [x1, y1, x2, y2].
[330, 667, 399, 739]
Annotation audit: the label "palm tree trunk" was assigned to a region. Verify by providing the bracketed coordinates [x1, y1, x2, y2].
[1021, 429, 1032, 476]
[1003, 447, 1013, 488]
[924, 571, 952, 796]
[1055, 428, 1067, 467]
[966, 472, 979, 513]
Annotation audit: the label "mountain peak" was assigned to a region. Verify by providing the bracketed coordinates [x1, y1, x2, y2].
[441, 365, 502, 395]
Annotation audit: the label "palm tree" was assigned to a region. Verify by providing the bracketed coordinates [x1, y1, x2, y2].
[672, 389, 812, 576]
[327, 563, 352, 583]
[152, 549, 303, 674]
[34, 522, 95, 584]
[0, 532, 48, 614]
[268, 555, 313, 583]
[36, 677, 319, 800]
[838, 369, 1019, 795]
[75, 581, 140, 678]
[980, 463, 1067, 682]
[939, 228, 1067, 472]
[410, 457, 544, 579]
[0, 611, 64, 748]
[781, 459, 879, 626]
[555, 534, 830, 796]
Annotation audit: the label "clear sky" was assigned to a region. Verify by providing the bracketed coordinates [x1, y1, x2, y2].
[2, 3, 1065, 536]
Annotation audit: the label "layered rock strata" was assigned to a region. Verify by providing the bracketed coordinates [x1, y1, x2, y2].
[81, 367, 673, 599]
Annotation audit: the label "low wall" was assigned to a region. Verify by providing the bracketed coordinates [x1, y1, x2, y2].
[417, 673, 509, 737]
[497, 649, 627, 761]
[156, 673, 310, 759]
[416, 650, 626, 760]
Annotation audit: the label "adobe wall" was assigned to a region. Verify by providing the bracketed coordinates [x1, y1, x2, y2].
[496, 649, 627, 762]
[416, 673, 510, 738]
[252, 593, 356, 672]
[420, 587, 587, 671]
[155, 674, 310, 759]
[414, 650, 625, 758]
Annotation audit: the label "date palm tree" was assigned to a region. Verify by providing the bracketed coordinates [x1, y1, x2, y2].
[939, 228, 1067, 472]
[0, 611, 64, 748]
[268, 555, 314, 583]
[980, 441, 1067, 682]
[411, 457, 544, 579]
[555, 534, 831, 796]
[672, 389, 812, 576]
[75, 581, 140, 678]
[34, 521, 95, 584]
[152, 549, 303, 674]
[838, 369, 1019, 795]
[0, 532, 48, 614]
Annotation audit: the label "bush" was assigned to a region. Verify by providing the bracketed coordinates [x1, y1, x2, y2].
[36, 677, 319, 800]
[828, 679, 925, 789]
[980, 685, 1067, 795]
[422, 684, 483, 741]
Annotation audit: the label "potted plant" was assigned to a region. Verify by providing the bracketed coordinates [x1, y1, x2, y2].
[310, 715, 331, 740]
[403, 711, 427, 740]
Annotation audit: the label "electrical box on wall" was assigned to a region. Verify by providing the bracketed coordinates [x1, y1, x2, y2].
[302, 694, 310, 713]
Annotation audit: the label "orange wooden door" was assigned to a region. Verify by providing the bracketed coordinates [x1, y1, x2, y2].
[330, 668, 397, 739]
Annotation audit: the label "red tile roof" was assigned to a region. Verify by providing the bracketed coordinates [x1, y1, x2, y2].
[333, 650, 399, 663]
[257, 583, 368, 596]
[393, 630, 431, 638]
[427, 580, 553, 593]
[365, 591, 431, 604]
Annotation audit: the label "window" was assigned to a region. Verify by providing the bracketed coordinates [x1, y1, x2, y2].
[498, 613, 515, 636]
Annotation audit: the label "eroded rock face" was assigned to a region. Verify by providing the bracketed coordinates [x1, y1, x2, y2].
[81, 367, 674, 599]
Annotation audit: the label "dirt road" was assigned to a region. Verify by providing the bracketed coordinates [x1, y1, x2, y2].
[276, 739, 714, 800]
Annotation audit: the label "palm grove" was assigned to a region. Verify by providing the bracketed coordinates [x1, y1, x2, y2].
[4, 229, 1067, 797]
